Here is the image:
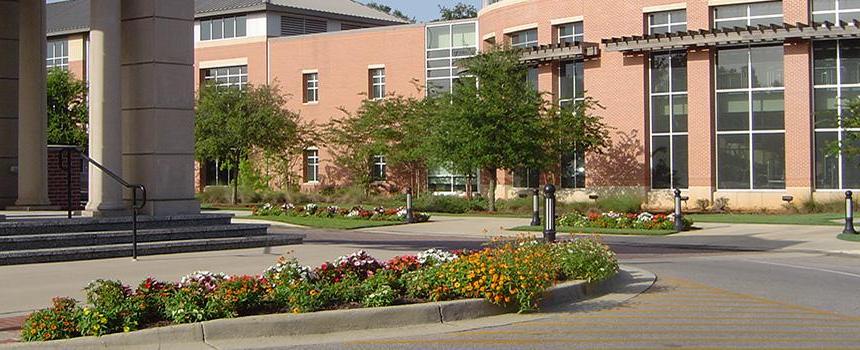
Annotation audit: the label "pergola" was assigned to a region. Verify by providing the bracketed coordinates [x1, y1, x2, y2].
[0, 0, 199, 217]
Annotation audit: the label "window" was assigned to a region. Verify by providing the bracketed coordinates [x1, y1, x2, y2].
[556, 22, 583, 44]
[304, 149, 319, 183]
[513, 168, 540, 188]
[713, 1, 783, 30]
[650, 50, 688, 189]
[559, 61, 584, 108]
[204, 159, 237, 186]
[200, 15, 246, 41]
[428, 166, 478, 193]
[369, 68, 385, 100]
[426, 22, 478, 96]
[813, 39, 860, 189]
[202, 65, 248, 89]
[46, 40, 68, 69]
[715, 45, 785, 190]
[281, 16, 328, 36]
[526, 66, 539, 90]
[303, 73, 319, 103]
[372, 155, 386, 181]
[509, 28, 538, 49]
[561, 151, 586, 189]
[648, 10, 687, 34]
[813, 0, 860, 23]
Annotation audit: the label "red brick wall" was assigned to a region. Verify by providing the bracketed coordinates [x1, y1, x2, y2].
[47, 148, 83, 210]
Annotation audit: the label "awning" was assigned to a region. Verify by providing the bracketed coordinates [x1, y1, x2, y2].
[519, 42, 601, 63]
[602, 21, 860, 52]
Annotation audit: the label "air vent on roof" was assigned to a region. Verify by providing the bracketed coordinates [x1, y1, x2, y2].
[341, 23, 368, 31]
[281, 16, 328, 36]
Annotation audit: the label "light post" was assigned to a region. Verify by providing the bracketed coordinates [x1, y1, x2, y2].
[530, 188, 541, 226]
[673, 189, 685, 232]
[543, 184, 556, 242]
[843, 191, 857, 235]
[405, 187, 415, 224]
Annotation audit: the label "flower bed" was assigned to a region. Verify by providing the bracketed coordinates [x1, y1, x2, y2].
[253, 203, 431, 223]
[558, 211, 693, 231]
[20, 237, 618, 342]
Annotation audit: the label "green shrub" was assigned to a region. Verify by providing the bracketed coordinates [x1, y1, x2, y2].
[20, 297, 80, 341]
[269, 281, 325, 313]
[596, 193, 644, 213]
[319, 274, 364, 305]
[207, 276, 269, 318]
[554, 238, 619, 283]
[801, 199, 853, 214]
[163, 287, 207, 324]
[76, 307, 110, 336]
[198, 186, 231, 204]
[360, 271, 400, 307]
[413, 195, 485, 213]
[83, 280, 139, 333]
[133, 278, 174, 326]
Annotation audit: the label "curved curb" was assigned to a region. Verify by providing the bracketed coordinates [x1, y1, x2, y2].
[3, 265, 652, 349]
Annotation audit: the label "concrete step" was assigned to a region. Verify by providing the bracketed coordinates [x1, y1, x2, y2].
[0, 214, 235, 235]
[0, 224, 269, 251]
[0, 233, 304, 265]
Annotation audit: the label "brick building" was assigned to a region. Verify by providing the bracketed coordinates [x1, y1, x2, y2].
[44, 0, 860, 210]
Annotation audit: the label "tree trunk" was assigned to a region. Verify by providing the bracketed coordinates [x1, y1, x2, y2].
[466, 175, 473, 200]
[487, 169, 497, 212]
[231, 153, 240, 205]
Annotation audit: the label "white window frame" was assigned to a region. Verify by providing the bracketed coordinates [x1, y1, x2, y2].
[648, 10, 687, 34]
[509, 28, 538, 49]
[556, 21, 583, 44]
[305, 148, 319, 183]
[649, 50, 689, 190]
[558, 61, 584, 108]
[812, 39, 860, 190]
[812, 0, 860, 24]
[46, 39, 68, 70]
[203, 65, 248, 89]
[425, 21, 479, 96]
[372, 155, 386, 181]
[304, 72, 319, 103]
[370, 68, 386, 100]
[199, 15, 247, 41]
[713, 1, 783, 29]
[714, 45, 786, 191]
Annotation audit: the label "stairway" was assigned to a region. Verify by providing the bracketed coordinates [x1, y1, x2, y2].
[0, 214, 303, 265]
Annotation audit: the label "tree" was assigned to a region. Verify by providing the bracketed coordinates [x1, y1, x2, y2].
[544, 97, 611, 184]
[426, 48, 549, 211]
[324, 84, 433, 193]
[195, 83, 308, 204]
[47, 68, 88, 148]
[364, 2, 415, 23]
[438, 2, 478, 21]
[828, 99, 860, 157]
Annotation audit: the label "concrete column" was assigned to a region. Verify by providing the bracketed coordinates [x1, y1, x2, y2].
[121, 0, 199, 216]
[0, 0, 19, 208]
[784, 40, 813, 203]
[85, 0, 125, 215]
[15, 0, 50, 208]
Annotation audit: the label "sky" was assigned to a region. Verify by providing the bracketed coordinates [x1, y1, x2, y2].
[46, 0, 483, 23]
[363, 0, 483, 22]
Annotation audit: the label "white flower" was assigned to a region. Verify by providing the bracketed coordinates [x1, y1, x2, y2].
[417, 248, 458, 265]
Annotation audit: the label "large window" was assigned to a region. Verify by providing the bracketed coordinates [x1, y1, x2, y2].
[648, 10, 687, 34]
[304, 149, 319, 183]
[715, 45, 785, 190]
[303, 73, 319, 103]
[426, 22, 478, 96]
[428, 166, 478, 193]
[200, 15, 246, 41]
[509, 29, 538, 49]
[513, 168, 540, 188]
[650, 52, 688, 189]
[561, 152, 586, 189]
[713, 1, 783, 30]
[203, 159, 237, 187]
[813, 39, 860, 189]
[812, 0, 860, 23]
[369, 68, 385, 100]
[202, 65, 248, 89]
[46, 40, 68, 69]
[372, 155, 387, 181]
[557, 22, 583, 45]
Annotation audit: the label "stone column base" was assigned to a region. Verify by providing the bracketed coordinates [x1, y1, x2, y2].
[5, 205, 62, 211]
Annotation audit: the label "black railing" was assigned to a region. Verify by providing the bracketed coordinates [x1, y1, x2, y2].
[53, 145, 147, 260]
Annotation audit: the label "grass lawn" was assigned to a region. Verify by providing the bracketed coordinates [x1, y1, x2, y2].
[200, 204, 255, 211]
[509, 225, 677, 236]
[247, 215, 406, 230]
[687, 213, 847, 226]
[837, 233, 860, 242]
[428, 212, 531, 218]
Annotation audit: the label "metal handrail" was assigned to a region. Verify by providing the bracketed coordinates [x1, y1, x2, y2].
[52, 145, 147, 260]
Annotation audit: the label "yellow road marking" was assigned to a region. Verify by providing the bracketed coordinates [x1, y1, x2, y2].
[521, 321, 860, 328]
[460, 329, 860, 336]
[350, 337, 860, 345]
[557, 315, 860, 321]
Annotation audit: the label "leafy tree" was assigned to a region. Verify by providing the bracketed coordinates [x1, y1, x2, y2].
[544, 97, 611, 184]
[325, 84, 433, 193]
[46, 68, 88, 147]
[438, 2, 478, 21]
[426, 48, 549, 211]
[364, 2, 415, 23]
[828, 99, 860, 157]
[195, 83, 308, 204]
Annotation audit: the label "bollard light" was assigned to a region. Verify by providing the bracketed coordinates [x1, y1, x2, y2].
[405, 187, 415, 224]
[673, 189, 685, 232]
[530, 188, 541, 226]
[543, 184, 557, 242]
[843, 191, 857, 235]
